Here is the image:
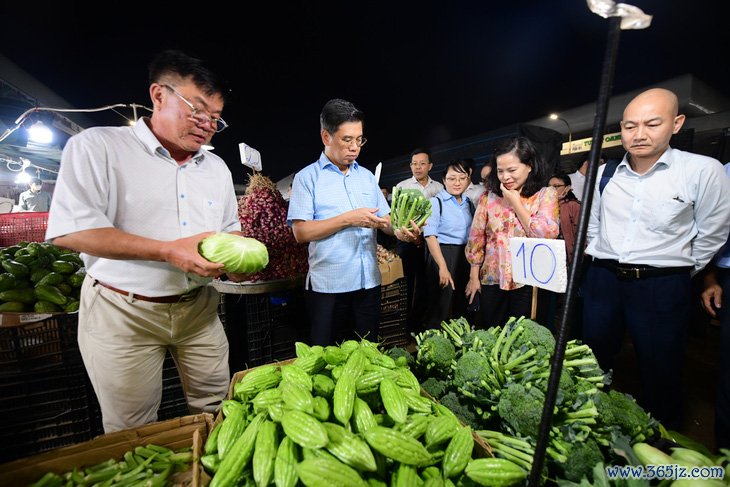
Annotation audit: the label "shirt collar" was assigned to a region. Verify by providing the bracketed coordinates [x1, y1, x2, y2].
[133, 117, 206, 165]
[318, 152, 359, 173]
[438, 189, 467, 205]
[621, 147, 674, 173]
[410, 175, 434, 186]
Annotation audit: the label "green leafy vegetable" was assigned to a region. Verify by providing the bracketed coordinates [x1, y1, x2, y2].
[199, 233, 269, 274]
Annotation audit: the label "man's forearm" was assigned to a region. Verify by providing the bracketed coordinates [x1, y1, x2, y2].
[52, 228, 166, 261]
[291, 215, 349, 244]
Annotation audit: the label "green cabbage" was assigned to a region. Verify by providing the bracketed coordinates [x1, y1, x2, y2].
[198, 233, 269, 274]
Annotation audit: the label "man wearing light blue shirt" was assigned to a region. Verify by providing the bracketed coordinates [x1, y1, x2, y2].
[701, 162, 730, 448]
[583, 88, 730, 429]
[288, 99, 418, 345]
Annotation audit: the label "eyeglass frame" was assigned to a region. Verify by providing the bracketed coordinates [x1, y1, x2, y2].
[338, 135, 368, 147]
[161, 84, 228, 133]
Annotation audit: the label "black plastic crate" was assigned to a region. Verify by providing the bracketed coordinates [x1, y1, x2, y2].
[378, 310, 408, 349]
[223, 290, 306, 370]
[380, 279, 407, 315]
[0, 314, 83, 375]
[0, 314, 102, 462]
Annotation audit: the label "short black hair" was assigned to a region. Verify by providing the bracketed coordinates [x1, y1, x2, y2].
[320, 99, 364, 134]
[488, 136, 549, 198]
[148, 50, 229, 102]
[441, 160, 470, 181]
[410, 147, 431, 160]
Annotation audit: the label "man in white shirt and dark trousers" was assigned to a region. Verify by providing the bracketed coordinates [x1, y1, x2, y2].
[395, 148, 443, 334]
[583, 88, 730, 430]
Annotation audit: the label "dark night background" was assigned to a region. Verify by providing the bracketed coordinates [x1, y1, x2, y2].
[2, 0, 727, 184]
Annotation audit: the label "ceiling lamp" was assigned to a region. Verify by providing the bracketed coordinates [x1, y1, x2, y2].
[27, 121, 53, 144]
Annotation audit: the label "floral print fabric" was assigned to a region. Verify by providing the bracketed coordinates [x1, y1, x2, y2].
[466, 186, 559, 290]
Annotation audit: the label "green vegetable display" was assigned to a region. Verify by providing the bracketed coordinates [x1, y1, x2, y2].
[198, 233, 269, 275]
[203, 338, 494, 486]
[0, 241, 84, 312]
[409, 316, 674, 485]
[28, 443, 194, 487]
[390, 187, 432, 231]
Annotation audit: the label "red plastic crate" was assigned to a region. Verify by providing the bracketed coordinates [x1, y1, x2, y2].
[0, 212, 49, 247]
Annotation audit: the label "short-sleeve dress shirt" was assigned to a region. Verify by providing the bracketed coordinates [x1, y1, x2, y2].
[46, 119, 241, 296]
[287, 154, 390, 293]
[423, 190, 472, 244]
[395, 176, 444, 199]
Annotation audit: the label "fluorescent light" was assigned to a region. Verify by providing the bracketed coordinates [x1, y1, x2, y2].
[15, 171, 32, 184]
[202, 144, 214, 151]
[27, 121, 53, 144]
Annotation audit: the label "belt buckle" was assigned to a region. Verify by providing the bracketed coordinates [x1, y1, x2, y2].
[616, 267, 640, 279]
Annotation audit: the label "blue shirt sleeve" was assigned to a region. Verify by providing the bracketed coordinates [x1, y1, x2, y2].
[423, 196, 441, 237]
[287, 167, 315, 226]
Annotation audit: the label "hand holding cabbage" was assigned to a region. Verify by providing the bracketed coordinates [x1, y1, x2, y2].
[390, 187, 431, 244]
[198, 232, 269, 276]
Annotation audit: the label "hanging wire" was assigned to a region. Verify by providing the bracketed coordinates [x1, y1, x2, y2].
[0, 103, 152, 143]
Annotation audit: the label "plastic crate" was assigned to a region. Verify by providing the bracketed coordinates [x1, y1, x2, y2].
[158, 352, 189, 421]
[0, 211, 49, 247]
[0, 314, 83, 375]
[381, 278, 407, 315]
[221, 290, 304, 370]
[379, 278, 408, 348]
[0, 314, 102, 462]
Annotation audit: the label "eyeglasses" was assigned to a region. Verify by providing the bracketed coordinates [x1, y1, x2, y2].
[162, 84, 228, 133]
[445, 176, 469, 183]
[340, 136, 367, 147]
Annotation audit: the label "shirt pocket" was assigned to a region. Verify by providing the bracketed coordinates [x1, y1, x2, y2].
[203, 198, 225, 230]
[646, 199, 693, 234]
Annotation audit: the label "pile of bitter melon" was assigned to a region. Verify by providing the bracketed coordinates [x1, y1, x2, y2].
[203, 339, 526, 487]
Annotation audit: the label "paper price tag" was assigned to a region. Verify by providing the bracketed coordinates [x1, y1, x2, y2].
[239, 143, 262, 171]
[509, 237, 567, 293]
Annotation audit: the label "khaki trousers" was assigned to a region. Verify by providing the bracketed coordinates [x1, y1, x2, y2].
[78, 275, 230, 433]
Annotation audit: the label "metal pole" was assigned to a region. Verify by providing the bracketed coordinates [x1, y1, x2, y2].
[528, 15, 622, 486]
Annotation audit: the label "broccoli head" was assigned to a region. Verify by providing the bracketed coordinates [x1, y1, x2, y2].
[438, 392, 481, 429]
[415, 331, 456, 376]
[421, 377, 449, 399]
[514, 317, 556, 360]
[497, 383, 545, 438]
[594, 389, 657, 442]
[558, 438, 605, 482]
[385, 346, 414, 368]
[463, 328, 498, 354]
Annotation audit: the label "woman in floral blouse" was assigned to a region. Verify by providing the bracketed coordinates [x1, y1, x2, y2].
[465, 136, 559, 327]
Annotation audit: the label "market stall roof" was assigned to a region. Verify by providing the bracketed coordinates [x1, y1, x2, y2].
[526, 74, 730, 169]
[0, 54, 100, 185]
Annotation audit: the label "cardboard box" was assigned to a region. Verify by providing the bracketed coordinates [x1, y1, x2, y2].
[379, 257, 404, 286]
[227, 358, 295, 400]
[0, 413, 214, 487]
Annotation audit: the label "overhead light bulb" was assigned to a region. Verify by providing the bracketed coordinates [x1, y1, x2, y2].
[15, 170, 32, 185]
[27, 121, 54, 144]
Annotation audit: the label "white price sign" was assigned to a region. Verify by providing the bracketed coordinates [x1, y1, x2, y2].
[509, 237, 567, 293]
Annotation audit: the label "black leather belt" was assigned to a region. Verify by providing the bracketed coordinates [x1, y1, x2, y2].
[592, 259, 692, 279]
[94, 280, 201, 303]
